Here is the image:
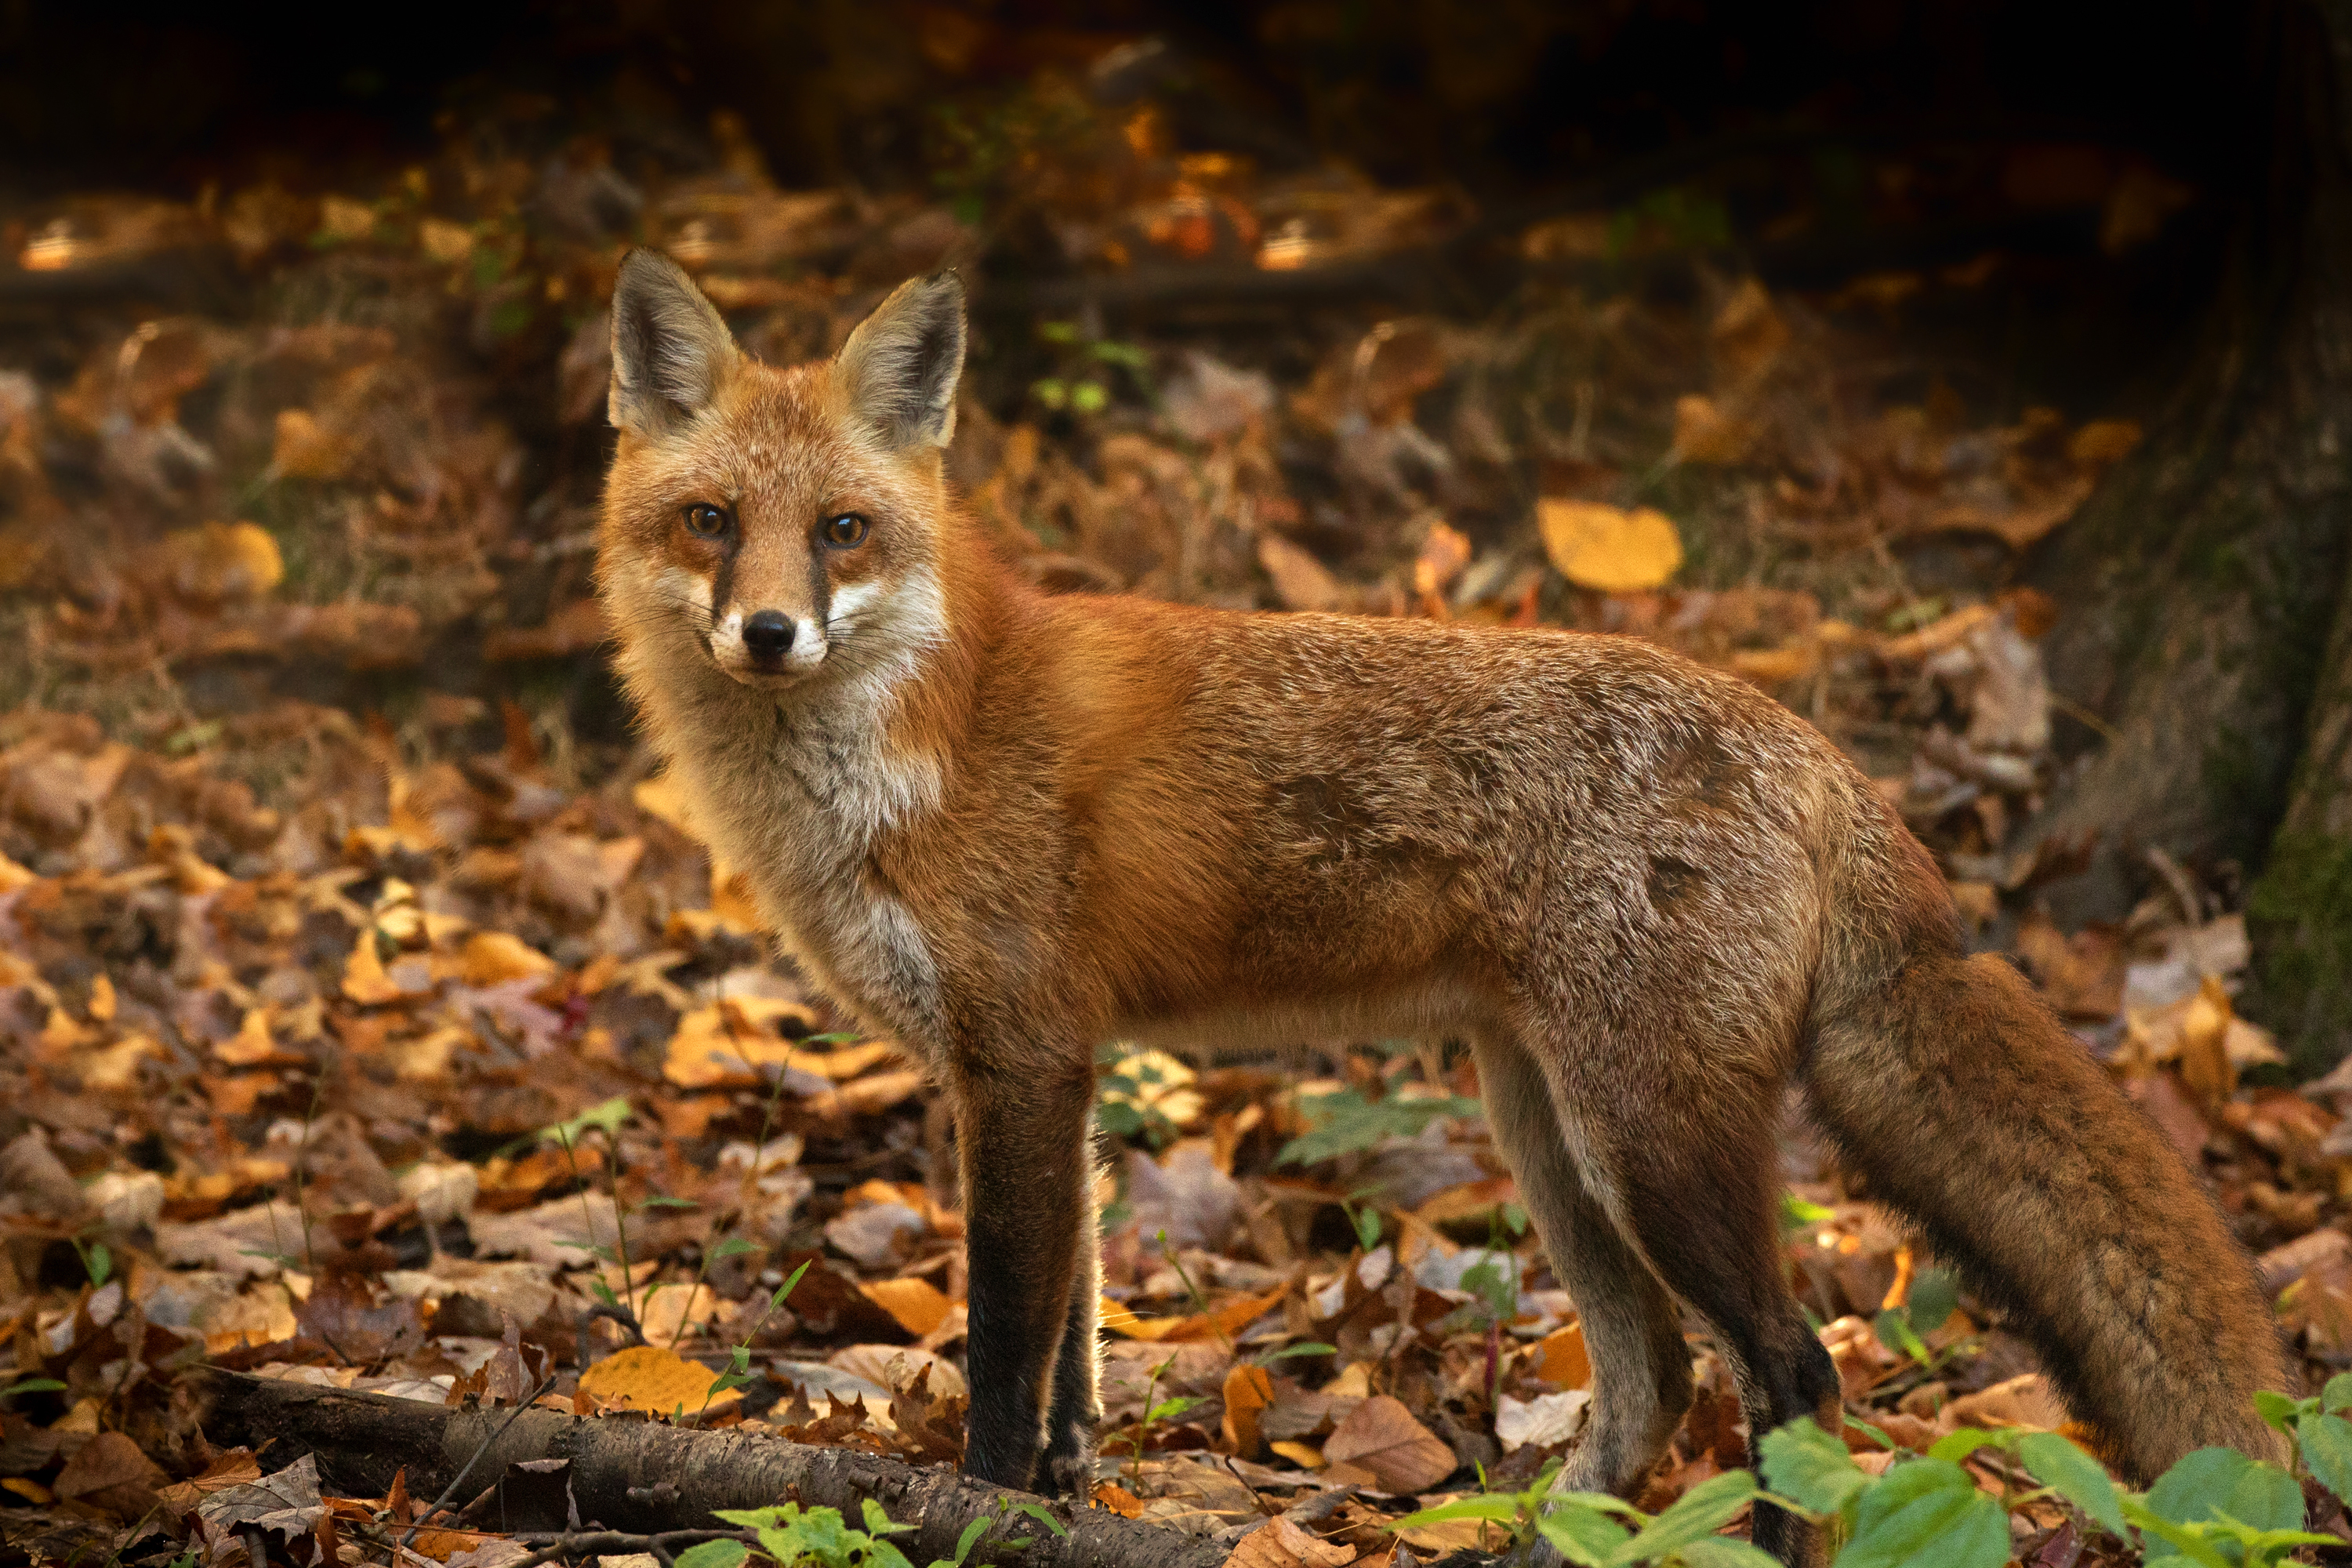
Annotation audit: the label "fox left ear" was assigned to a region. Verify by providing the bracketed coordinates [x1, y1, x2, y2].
[609, 248, 740, 438]
[835, 273, 967, 449]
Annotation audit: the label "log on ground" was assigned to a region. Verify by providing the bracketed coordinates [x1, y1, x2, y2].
[187, 1369, 1228, 1568]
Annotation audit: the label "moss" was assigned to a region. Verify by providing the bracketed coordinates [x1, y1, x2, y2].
[2249, 829, 2352, 1073]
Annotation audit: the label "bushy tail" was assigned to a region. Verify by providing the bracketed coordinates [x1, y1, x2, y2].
[1804, 942, 2291, 1478]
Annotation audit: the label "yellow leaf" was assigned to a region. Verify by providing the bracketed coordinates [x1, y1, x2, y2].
[1269, 1439, 1327, 1470]
[1729, 641, 1819, 686]
[460, 931, 556, 988]
[2069, 419, 2142, 466]
[273, 408, 359, 481]
[162, 521, 284, 602]
[575, 1344, 738, 1415]
[632, 775, 695, 835]
[1105, 1285, 1287, 1343]
[859, 1276, 953, 1338]
[418, 217, 476, 264]
[213, 1009, 279, 1066]
[1537, 499, 1683, 593]
[342, 929, 404, 1006]
[1533, 1320, 1590, 1389]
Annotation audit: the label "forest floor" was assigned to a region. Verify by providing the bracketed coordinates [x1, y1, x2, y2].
[1, 49, 2343, 1568]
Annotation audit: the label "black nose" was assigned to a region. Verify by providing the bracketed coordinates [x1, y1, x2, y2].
[742, 610, 795, 663]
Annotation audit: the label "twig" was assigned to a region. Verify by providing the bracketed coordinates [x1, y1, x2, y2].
[510, 1527, 757, 1568]
[398, 1370, 560, 1552]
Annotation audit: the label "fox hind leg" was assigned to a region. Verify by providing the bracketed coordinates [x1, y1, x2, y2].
[1543, 1050, 1839, 1566]
[1470, 1033, 1693, 1497]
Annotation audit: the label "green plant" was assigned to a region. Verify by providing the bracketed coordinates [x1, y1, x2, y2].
[1393, 1459, 1784, 1566]
[1871, 1266, 1963, 1371]
[696, 1258, 810, 1421]
[696, 1495, 1066, 1568]
[1277, 1085, 1483, 1167]
[1109, 1352, 1205, 1483]
[1029, 320, 1150, 418]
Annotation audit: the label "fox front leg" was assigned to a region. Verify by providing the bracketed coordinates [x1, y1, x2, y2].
[954, 1057, 1096, 1493]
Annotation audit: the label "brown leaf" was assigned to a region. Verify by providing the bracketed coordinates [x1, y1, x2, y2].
[1258, 533, 1344, 612]
[52, 1430, 165, 1520]
[1320, 1395, 1456, 1494]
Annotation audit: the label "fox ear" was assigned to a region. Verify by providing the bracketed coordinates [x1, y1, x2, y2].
[835, 273, 966, 449]
[609, 249, 740, 437]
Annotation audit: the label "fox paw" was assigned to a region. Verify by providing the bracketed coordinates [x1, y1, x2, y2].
[1038, 1428, 1097, 1499]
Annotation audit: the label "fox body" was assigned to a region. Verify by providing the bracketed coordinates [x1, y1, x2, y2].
[596, 250, 2288, 1563]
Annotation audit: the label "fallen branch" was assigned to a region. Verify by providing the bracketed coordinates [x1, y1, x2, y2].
[187, 1369, 1226, 1568]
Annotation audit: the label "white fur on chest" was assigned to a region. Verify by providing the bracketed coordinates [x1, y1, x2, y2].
[670, 682, 947, 1052]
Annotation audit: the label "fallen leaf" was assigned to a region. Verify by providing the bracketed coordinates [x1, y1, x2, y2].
[53, 1430, 166, 1520]
[459, 931, 556, 986]
[1532, 1320, 1590, 1388]
[1537, 499, 1683, 593]
[1319, 1394, 1456, 1493]
[575, 1344, 738, 1415]
[1259, 533, 1345, 612]
[858, 1276, 953, 1338]
[163, 520, 285, 602]
[1223, 1362, 1276, 1457]
[1671, 394, 1759, 463]
[1494, 1389, 1590, 1452]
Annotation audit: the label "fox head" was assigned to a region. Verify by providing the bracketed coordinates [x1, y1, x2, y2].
[597, 249, 965, 693]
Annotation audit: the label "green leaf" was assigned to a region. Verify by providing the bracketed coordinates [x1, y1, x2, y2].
[1145, 1395, 1204, 1424]
[1904, 1269, 1959, 1335]
[1354, 1207, 1384, 1252]
[1780, 1193, 1836, 1229]
[774, 1259, 811, 1307]
[710, 1237, 760, 1260]
[1261, 1342, 1338, 1363]
[1, 1378, 68, 1398]
[1610, 1471, 1756, 1564]
[84, 1241, 112, 1287]
[640, 1195, 699, 1209]
[1013, 1504, 1069, 1539]
[1277, 1088, 1486, 1166]
[2142, 1449, 2306, 1559]
[1759, 1418, 1871, 1517]
[1926, 1428, 2001, 1465]
[2299, 1410, 2352, 1505]
[1095, 1102, 1145, 1138]
[1832, 1458, 2009, 1568]
[1675, 1541, 1783, 1568]
[2252, 1390, 2308, 1437]
[540, 1095, 631, 1146]
[1388, 1497, 1526, 1530]
[2326, 1374, 2352, 1415]
[674, 1542, 750, 1568]
[942, 1516, 991, 1568]
[2016, 1432, 2124, 1536]
[863, 1500, 916, 1537]
[2120, 1502, 2240, 1568]
[1871, 1307, 1929, 1367]
[1535, 1503, 1632, 1568]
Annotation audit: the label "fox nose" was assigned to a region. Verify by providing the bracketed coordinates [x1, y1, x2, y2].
[742, 610, 795, 664]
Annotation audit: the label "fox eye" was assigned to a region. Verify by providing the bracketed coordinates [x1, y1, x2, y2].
[821, 513, 869, 549]
[682, 503, 730, 539]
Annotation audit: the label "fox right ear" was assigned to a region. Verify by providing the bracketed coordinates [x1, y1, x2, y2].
[834, 273, 967, 450]
[609, 249, 740, 437]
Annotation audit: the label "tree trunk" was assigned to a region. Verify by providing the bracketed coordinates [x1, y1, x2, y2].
[2024, 1, 2352, 1069]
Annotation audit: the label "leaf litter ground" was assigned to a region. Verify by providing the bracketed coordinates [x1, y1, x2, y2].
[0, 53, 2336, 1568]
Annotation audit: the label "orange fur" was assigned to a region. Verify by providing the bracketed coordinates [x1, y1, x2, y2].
[597, 253, 2289, 1563]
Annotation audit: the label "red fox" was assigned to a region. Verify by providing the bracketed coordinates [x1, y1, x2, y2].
[595, 249, 2288, 1562]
